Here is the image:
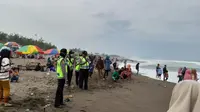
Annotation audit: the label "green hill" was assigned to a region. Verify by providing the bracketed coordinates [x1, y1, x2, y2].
[0, 31, 57, 50]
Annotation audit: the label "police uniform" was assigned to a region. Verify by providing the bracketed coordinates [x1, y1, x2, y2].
[66, 57, 74, 86]
[75, 56, 81, 86]
[79, 56, 89, 90]
[55, 56, 67, 107]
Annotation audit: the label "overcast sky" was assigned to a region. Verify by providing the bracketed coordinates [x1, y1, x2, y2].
[0, 0, 200, 61]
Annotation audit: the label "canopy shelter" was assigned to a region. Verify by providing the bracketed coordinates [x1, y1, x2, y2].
[5, 42, 20, 48]
[44, 48, 59, 55]
[16, 45, 43, 54]
[0, 43, 4, 49]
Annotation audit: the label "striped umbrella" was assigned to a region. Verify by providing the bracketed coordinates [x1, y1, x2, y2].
[44, 48, 59, 55]
[16, 45, 43, 54]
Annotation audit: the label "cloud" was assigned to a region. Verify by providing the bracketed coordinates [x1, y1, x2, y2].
[0, 0, 200, 60]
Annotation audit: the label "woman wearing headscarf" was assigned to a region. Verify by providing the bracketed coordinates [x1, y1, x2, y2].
[167, 80, 200, 112]
[0, 49, 12, 106]
[96, 56, 104, 78]
[103, 56, 112, 80]
[191, 69, 198, 81]
[184, 69, 192, 80]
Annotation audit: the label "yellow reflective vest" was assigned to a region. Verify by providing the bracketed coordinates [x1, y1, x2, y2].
[56, 57, 65, 79]
[80, 56, 89, 69]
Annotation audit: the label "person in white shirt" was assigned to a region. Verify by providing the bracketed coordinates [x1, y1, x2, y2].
[0, 49, 12, 107]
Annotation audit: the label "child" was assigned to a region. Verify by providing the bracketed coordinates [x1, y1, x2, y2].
[112, 68, 119, 81]
[11, 68, 19, 82]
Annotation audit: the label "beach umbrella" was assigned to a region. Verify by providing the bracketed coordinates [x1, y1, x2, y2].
[0, 46, 11, 52]
[44, 48, 59, 55]
[0, 43, 4, 49]
[4, 42, 20, 47]
[16, 45, 43, 54]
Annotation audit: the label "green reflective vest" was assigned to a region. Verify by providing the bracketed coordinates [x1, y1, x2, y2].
[56, 57, 67, 79]
[75, 58, 80, 71]
[67, 58, 74, 69]
[80, 56, 89, 69]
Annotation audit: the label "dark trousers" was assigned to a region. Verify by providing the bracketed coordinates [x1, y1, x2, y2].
[75, 71, 79, 86]
[67, 69, 73, 86]
[11, 76, 19, 82]
[79, 69, 89, 90]
[104, 70, 110, 78]
[55, 79, 65, 107]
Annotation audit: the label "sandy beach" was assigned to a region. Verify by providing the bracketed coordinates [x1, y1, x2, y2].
[1, 59, 175, 112]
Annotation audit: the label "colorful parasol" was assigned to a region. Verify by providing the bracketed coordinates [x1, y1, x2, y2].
[5, 42, 20, 47]
[0, 43, 4, 49]
[0, 46, 11, 52]
[44, 48, 59, 55]
[16, 45, 43, 54]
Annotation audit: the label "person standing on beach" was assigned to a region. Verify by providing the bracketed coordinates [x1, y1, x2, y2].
[113, 58, 117, 70]
[124, 60, 127, 68]
[0, 49, 12, 107]
[136, 63, 140, 75]
[79, 51, 89, 90]
[191, 69, 198, 81]
[103, 56, 112, 80]
[75, 54, 81, 86]
[177, 68, 183, 82]
[55, 48, 67, 108]
[181, 67, 187, 79]
[163, 65, 169, 81]
[96, 57, 104, 78]
[156, 64, 162, 79]
[66, 50, 74, 87]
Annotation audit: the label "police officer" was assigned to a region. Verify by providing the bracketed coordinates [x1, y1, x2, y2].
[79, 51, 89, 90]
[66, 50, 74, 87]
[75, 53, 81, 86]
[54, 48, 67, 108]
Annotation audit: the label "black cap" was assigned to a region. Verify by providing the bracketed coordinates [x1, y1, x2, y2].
[60, 48, 67, 58]
[82, 51, 87, 55]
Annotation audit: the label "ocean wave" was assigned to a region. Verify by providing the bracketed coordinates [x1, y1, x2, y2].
[119, 58, 200, 72]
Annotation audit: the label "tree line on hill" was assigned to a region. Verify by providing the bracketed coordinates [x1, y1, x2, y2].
[0, 31, 57, 50]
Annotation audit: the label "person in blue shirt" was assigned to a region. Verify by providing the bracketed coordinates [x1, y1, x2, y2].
[103, 56, 112, 80]
[156, 64, 162, 80]
[89, 62, 94, 78]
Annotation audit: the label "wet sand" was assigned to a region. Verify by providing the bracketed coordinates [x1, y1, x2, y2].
[1, 59, 175, 112]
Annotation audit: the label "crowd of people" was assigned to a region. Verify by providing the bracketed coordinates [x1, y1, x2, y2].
[52, 49, 136, 108]
[1, 46, 198, 110]
[156, 64, 198, 83]
[177, 67, 198, 82]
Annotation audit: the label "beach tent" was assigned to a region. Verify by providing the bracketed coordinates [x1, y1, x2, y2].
[16, 45, 43, 54]
[44, 48, 59, 55]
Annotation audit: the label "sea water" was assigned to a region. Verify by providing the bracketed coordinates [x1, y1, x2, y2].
[118, 59, 200, 83]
